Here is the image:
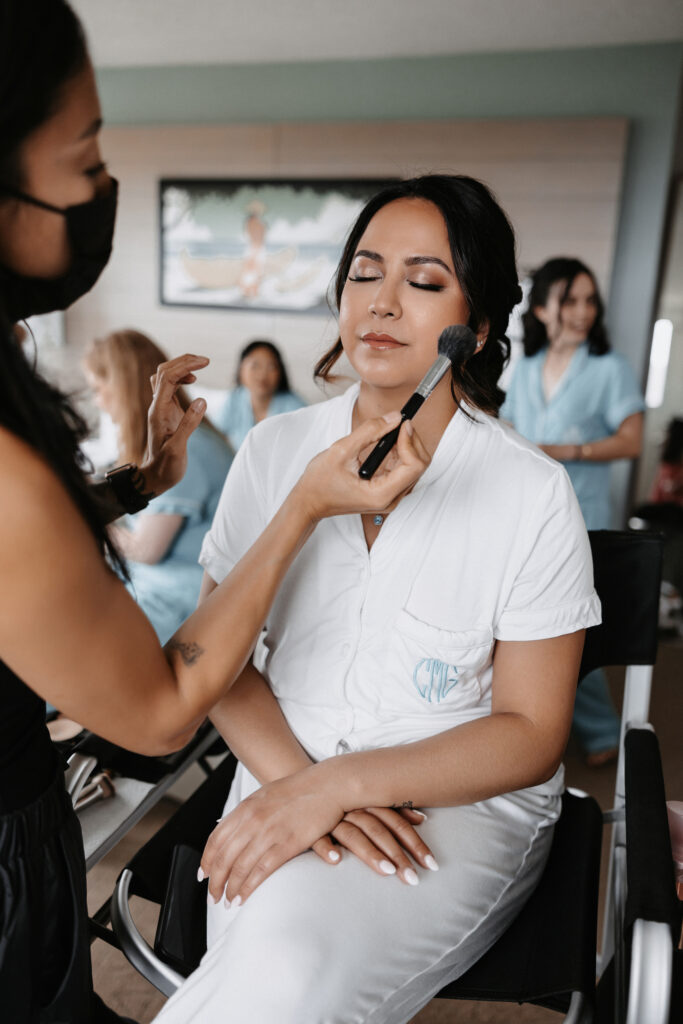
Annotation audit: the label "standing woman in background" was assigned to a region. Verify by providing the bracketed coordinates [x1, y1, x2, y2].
[501, 257, 644, 764]
[83, 329, 233, 643]
[216, 338, 305, 450]
[0, 3, 427, 1021]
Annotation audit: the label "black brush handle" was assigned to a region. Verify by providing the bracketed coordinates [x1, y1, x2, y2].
[358, 393, 424, 479]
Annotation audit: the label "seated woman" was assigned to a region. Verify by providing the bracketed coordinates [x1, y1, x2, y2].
[155, 175, 600, 1024]
[83, 329, 233, 643]
[216, 338, 305, 450]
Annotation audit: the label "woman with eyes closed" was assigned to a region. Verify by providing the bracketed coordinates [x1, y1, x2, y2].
[155, 176, 600, 1024]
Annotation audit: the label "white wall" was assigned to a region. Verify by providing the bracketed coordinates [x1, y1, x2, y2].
[64, 116, 627, 407]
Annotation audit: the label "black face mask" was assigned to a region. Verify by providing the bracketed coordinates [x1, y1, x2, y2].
[0, 177, 118, 322]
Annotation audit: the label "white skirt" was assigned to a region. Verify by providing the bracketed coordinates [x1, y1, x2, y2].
[153, 764, 558, 1024]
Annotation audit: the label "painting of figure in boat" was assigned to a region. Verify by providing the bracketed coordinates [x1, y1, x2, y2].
[159, 179, 390, 313]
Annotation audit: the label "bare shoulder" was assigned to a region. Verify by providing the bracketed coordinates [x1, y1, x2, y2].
[0, 426, 100, 571]
[0, 425, 64, 492]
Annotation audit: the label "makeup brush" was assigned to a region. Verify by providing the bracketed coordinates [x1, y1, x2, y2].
[358, 323, 478, 479]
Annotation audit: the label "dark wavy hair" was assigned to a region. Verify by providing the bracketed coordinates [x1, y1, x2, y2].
[0, 0, 126, 577]
[314, 174, 523, 415]
[522, 257, 609, 357]
[236, 339, 291, 394]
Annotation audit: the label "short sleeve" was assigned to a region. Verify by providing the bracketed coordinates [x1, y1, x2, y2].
[199, 428, 268, 584]
[214, 391, 235, 436]
[603, 355, 645, 434]
[142, 433, 209, 521]
[499, 365, 519, 425]
[495, 467, 601, 641]
[282, 392, 307, 412]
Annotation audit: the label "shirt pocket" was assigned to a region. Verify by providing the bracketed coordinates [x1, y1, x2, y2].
[387, 609, 493, 710]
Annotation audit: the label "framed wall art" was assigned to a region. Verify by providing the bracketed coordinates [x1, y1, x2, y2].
[159, 178, 392, 314]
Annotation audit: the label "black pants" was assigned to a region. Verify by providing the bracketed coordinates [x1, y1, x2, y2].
[0, 767, 135, 1023]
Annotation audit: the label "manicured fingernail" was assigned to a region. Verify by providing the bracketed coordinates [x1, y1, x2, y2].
[197, 867, 205, 882]
[403, 868, 419, 886]
[328, 850, 340, 862]
[232, 895, 242, 908]
[379, 860, 396, 875]
[424, 855, 439, 872]
[207, 890, 219, 906]
[405, 420, 414, 436]
[223, 893, 230, 909]
[413, 810, 428, 820]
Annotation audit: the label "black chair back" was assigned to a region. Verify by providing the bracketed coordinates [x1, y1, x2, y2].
[580, 531, 662, 679]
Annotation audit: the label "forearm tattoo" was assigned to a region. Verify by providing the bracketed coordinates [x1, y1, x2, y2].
[392, 800, 414, 810]
[166, 639, 205, 666]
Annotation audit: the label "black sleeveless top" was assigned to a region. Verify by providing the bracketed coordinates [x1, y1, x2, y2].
[0, 657, 57, 812]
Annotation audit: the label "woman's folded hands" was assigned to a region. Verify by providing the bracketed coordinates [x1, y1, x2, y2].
[200, 765, 436, 907]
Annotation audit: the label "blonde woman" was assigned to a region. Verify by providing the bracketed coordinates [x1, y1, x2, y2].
[84, 329, 233, 642]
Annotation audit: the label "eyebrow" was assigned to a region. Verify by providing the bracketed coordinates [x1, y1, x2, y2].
[78, 117, 103, 141]
[354, 249, 453, 275]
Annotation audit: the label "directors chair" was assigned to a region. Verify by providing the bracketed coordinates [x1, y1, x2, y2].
[110, 531, 676, 1021]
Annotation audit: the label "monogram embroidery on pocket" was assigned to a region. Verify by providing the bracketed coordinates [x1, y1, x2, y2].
[412, 658, 460, 703]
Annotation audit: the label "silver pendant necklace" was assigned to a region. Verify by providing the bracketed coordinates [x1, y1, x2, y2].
[373, 513, 384, 527]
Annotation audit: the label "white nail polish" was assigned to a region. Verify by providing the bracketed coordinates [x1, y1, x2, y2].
[414, 810, 428, 821]
[232, 894, 242, 908]
[197, 867, 205, 882]
[328, 850, 340, 862]
[223, 894, 230, 909]
[424, 855, 439, 872]
[404, 868, 419, 886]
[379, 860, 396, 875]
[207, 891, 219, 906]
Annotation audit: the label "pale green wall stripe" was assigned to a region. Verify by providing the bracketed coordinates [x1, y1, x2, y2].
[96, 44, 681, 124]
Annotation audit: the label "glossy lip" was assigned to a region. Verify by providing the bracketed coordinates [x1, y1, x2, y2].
[361, 332, 405, 348]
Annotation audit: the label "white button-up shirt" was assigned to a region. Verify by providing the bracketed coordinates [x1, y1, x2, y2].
[200, 384, 600, 799]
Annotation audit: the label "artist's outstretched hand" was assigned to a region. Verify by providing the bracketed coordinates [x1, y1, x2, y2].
[140, 354, 210, 497]
[293, 412, 430, 524]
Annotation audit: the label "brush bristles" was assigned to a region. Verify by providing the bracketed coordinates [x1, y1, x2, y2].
[437, 324, 477, 368]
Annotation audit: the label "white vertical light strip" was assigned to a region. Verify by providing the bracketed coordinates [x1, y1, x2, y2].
[645, 319, 673, 409]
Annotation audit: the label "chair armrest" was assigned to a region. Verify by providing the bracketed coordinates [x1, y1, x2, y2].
[626, 919, 673, 1024]
[624, 728, 679, 934]
[110, 868, 184, 999]
[622, 726, 680, 1024]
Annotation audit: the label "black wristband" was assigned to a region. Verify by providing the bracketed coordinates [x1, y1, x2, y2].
[104, 463, 153, 514]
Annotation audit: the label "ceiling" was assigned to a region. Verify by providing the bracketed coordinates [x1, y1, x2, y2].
[71, 0, 683, 68]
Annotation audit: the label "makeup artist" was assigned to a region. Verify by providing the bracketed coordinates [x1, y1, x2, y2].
[0, 3, 428, 1021]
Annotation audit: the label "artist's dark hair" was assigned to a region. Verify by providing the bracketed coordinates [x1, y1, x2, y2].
[314, 174, 523, 415]
[0, 0, 126, 577]
[237, 339, 291, 394]
[522, 257, 609, 357]
[662, 417, 683, 465]
[0, 0, 88, 188]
